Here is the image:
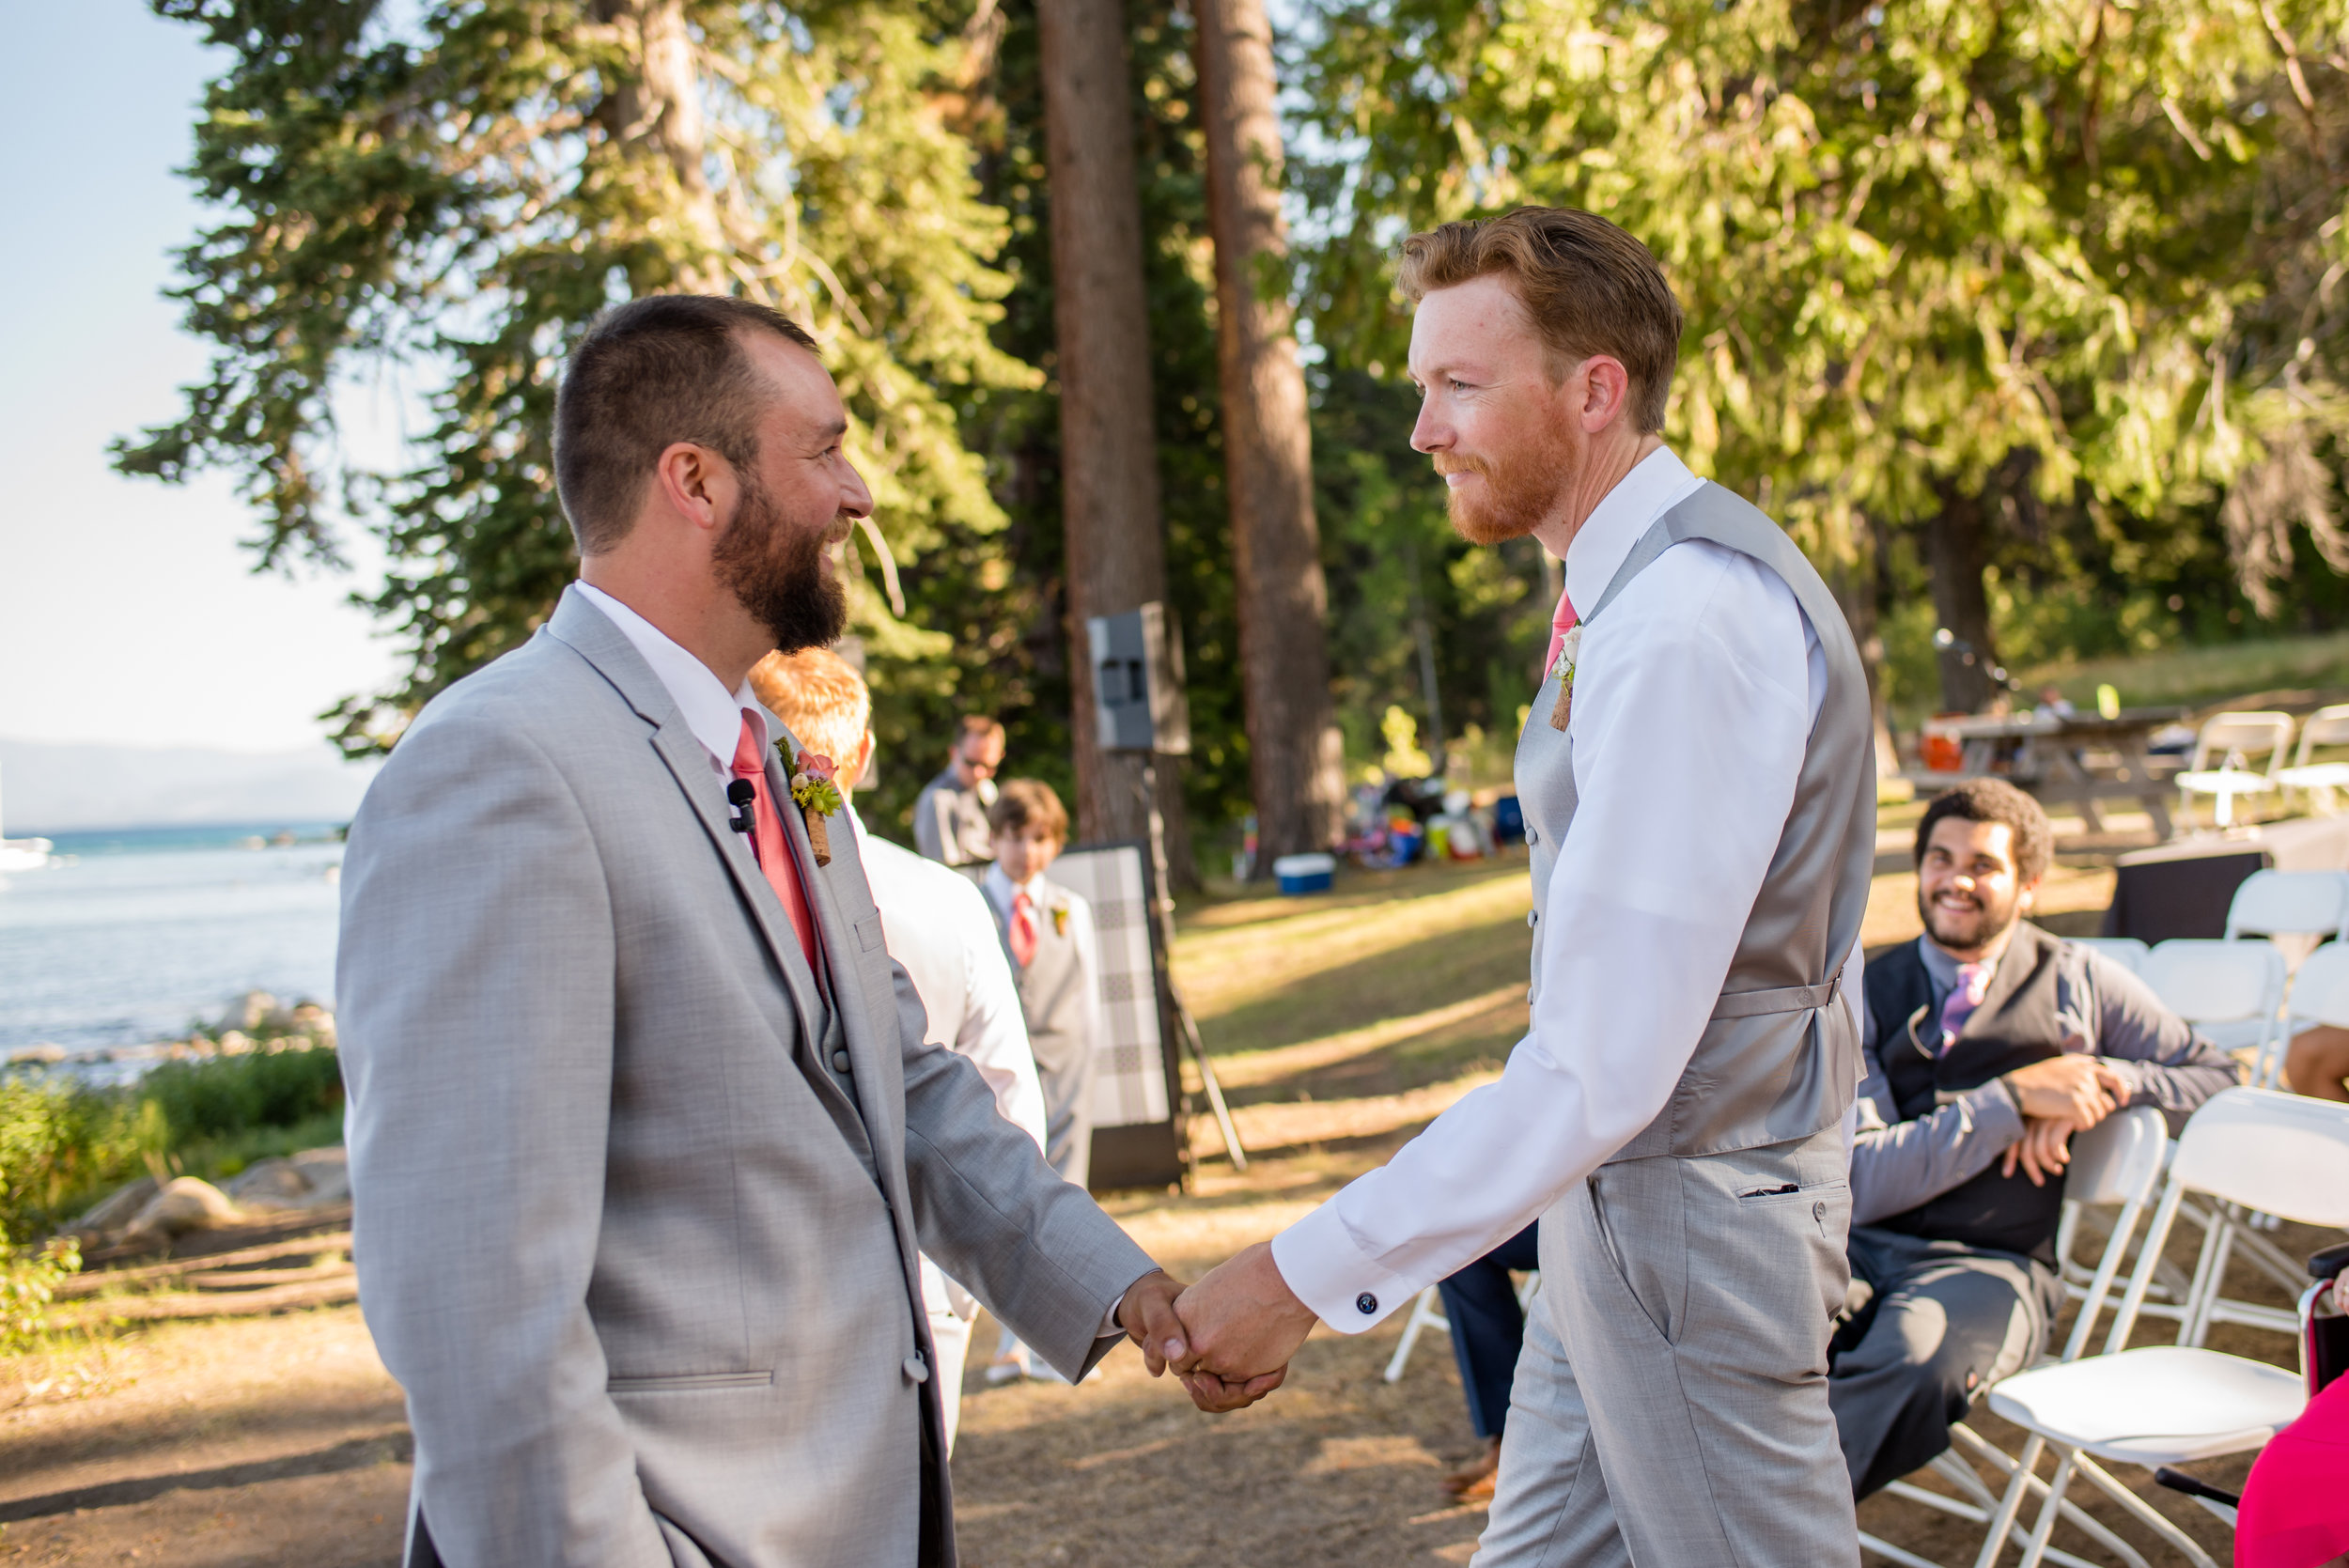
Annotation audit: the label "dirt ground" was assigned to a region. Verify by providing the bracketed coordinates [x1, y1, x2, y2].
[0, 846, 2310, 1566]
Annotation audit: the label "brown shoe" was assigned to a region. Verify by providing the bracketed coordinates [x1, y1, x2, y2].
[1440, 1436, 1502, 1501]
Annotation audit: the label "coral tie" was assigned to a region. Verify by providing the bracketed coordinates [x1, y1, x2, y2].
[1938, 962, 1992, 1053]
[732, 713, 818, 970]
[1545, 588, 1579, 675]
[1009, 891, 1038, 969]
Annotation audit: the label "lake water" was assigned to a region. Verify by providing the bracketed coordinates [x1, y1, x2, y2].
[0, 825, 346, 1067]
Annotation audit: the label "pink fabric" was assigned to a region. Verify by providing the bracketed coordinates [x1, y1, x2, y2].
[732, 713, 818, 970]
[1009, 891, 1038, 969]
[1544, 588, 1580, 675]
[1938, 962, 1992, 1052]
[2237, 1372, 2349, 1567]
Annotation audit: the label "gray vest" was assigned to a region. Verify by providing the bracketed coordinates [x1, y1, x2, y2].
[1516, 480, 1876, 1162]
[1003, 891, 1089, 1077]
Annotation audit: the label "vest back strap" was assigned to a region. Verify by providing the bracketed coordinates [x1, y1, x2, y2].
[1710, 975, 1841, 1020]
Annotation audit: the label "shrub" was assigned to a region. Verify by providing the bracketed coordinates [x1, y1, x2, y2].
[139, 1044, 344, 1146]
[0, 1233, 81, 1356]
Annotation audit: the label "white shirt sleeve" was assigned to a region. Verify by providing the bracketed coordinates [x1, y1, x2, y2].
[1270, 542, 1819, 1329]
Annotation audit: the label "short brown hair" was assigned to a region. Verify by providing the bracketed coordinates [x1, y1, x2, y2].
[957, 715, 1005, 747]
[554, 294, 821, 555]
[1916, 779, 2052, 885]
[749, 648, 870, 771]
[988, 779, 1068, 844]
[1398, 208, 1684, 432]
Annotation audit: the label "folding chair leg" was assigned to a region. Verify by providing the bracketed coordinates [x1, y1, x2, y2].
[2068, 1452, 2223, 1568]
[1381, 1285, 1447, 1383]
[1973, 1435, 2046, 1568]
[1859, 1531, 1946, 1568]
[2014, 1448, 2077, 1568]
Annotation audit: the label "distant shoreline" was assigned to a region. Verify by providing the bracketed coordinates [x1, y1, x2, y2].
[17, 822, 351, 856]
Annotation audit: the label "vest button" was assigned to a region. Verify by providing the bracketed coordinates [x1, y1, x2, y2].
[903, 1354, 930, 1384]
[1355, 1292, 1378, 1315]
[832, 1050, 852, 1073]
[1527, 911, 1539, 927]
[1527, 828, 1538, 844]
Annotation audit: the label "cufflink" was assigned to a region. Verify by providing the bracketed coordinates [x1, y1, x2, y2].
[1356, 1292, 1378, 1316]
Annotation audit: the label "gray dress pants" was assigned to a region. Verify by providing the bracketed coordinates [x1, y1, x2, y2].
[1472, 1126, 1859, 1568]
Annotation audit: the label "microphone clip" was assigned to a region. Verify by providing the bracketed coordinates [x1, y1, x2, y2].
[726, 779, 757, 836]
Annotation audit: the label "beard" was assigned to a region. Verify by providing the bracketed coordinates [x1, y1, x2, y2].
[1918, 882, 2019, 954]
[713, 474, 848, 655]
[1439, 422, 1579, 545]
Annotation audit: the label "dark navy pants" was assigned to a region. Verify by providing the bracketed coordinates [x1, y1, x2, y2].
[1438, 1221, 1542, 1439]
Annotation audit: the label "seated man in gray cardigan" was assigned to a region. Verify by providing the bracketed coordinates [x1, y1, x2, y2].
[1833, 778, 2238, 1498]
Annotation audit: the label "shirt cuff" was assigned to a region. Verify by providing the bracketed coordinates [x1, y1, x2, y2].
[1096, 1266, 1159, 1341]
[2098, 1058, 2143, 1107]
[1271, 1200, 1421, 1334]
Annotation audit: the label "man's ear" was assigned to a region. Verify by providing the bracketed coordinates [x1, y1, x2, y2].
[846, 730, 877, 792]
[2018, 876, 2043, 914]
[1579, 355, 1631, 431]
[653, 441, 728, 532]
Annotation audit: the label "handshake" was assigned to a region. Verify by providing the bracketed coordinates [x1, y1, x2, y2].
[1111, 1243, 1326, 1412]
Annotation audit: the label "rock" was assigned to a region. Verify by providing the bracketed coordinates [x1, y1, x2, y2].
[223, 1157, 311, 1210]
[289, 1146, 350, 1205]
[217, 1030, 255, 1056]
[219, 991, 281, 1033]
[122, 1177, 241, 1240]
[7, 1042, 66, 1065]
[70, 1175, 160, 1239]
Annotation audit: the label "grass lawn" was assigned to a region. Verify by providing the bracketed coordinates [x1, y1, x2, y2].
[2024, 628, 2349, 715]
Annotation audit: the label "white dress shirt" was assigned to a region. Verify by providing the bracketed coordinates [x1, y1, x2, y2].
[574, 582, 770, 774]
[1271, 446, 1864, 1330]
[857, 813, 1049, 1149]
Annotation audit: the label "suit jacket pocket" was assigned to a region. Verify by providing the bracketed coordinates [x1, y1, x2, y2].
[607, 1371, 773, 1393]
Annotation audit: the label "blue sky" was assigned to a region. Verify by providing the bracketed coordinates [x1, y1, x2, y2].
[0, 1, 397, 753]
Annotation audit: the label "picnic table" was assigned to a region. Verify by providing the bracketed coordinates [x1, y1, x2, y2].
[1910, 707, 2192, 838]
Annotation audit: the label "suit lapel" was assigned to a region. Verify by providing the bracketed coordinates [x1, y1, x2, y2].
[766, 729, 907, 1167]
[542, 587, 828, 1035]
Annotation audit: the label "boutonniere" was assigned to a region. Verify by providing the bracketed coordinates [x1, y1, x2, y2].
[1548, 625, 1583, 732]
[778, 743, 845, 866]
[1050, 903, 1070, 938]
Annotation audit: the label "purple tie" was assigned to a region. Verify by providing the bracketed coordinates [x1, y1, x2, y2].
[1939, 963, 1991, 1053]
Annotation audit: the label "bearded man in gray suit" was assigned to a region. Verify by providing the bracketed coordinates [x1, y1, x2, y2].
[337, 294, 1197, 1568]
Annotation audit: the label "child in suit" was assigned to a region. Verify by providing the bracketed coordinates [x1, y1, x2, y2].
[980, 779, 1106, 1382]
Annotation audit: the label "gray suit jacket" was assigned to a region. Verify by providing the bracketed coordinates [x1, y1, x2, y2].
[337, 586, 1155, 1568]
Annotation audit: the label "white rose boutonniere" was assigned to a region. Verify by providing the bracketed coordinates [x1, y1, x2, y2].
[1548, 625, 1583, 731]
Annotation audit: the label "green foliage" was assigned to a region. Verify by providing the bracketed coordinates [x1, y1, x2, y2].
[0, 1235, 81, 1358]
[122, 0, 1039, 759]
[0, 1079, 152, 1246]
[138, 1046, 345, 1150]
[0, 1048, 345, 1243]
[1294, 0, 2349, 704]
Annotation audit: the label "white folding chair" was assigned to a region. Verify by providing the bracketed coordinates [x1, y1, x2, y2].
[2067, 937, 2148, 974]
[2279, 942, 2349, 1093]
[2275, 702, 2349, 811]
[2223, 868, 2349, 946]
[1973, 1089, 2349, 1568]
[2139, 939, 2286, 1073]
[2174, 711, 2295, 828]
[1382, 1269, 1541, 1383]
[1859, 1108, 2171, 1568]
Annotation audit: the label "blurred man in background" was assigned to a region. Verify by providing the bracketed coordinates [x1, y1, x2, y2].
[751, 648, 1048, 1449]
[914, 717, 1005, 867]
[1836, 779, 2236, 1498]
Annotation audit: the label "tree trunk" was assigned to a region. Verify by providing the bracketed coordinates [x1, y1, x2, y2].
[1194, 0, 1346, 866]
[1927, 480, 2002, 713]
[1826, 513, 1899, 784]
[1036, 0, 1191, 876]
[593, 0, 726, 294]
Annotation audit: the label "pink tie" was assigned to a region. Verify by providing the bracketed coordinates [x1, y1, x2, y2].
[1939, 962, 1991, 1053]
[731, 713, 818, 970]
[1545, 588, 1580, 675]
[1009, 891, 1038, 969]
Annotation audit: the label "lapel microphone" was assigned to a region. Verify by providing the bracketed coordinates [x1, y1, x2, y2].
[726, 780, 757, 835]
